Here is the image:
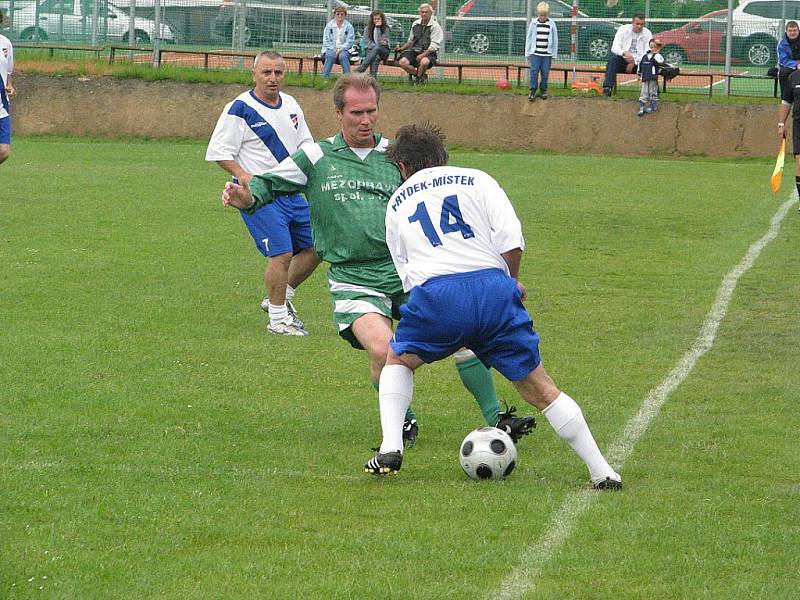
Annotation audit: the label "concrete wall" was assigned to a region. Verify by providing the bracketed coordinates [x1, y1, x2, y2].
[12, 73, 779, 157]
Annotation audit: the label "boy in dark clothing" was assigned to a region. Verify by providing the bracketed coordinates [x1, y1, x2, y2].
[638, 38, 664, 116]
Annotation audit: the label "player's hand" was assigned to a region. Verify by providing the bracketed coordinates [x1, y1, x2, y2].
[778, 124, 786, 140]
[516, 281, 527, 301]
[222, 180, 254, 210]
[5, 84, 15, 100]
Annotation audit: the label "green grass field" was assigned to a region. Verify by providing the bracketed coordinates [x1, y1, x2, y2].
[1, 137, 798, 599]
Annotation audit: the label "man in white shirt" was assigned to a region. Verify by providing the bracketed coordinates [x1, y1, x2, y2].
[602, 14, 652, 96]
[364, 123, 622, 491]
[0, 33, 15, 165]
[206, 51, 320, 336]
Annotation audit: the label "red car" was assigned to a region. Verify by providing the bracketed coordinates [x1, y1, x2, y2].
[656, 10, 740, 66]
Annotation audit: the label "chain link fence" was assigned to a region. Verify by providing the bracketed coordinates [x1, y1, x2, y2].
[1, 0, 796, 96]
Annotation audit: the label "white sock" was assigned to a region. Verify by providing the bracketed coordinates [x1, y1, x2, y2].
[268, 302, 289, 326]
[286, 285, 296, 300]
[543, 392, 618, 482]
[378, 364, 414, 454]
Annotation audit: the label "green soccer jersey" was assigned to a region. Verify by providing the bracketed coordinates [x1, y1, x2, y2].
[247, 132, 403, 294]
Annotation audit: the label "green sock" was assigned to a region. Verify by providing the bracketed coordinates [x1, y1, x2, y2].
[456, 357, 500, 425]
[373, 380, 416, 421]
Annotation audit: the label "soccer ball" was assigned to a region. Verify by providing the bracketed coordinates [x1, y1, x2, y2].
[459, 427, 517, 481]
[496, 78, 511, 90]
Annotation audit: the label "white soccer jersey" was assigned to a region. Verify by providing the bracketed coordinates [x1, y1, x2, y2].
[385, 166, 525, 291]
[0, 34, 13, 120]
[205, 90, 313, 175]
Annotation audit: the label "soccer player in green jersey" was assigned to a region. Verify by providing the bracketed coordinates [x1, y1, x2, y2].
[222, 73, 534, 447]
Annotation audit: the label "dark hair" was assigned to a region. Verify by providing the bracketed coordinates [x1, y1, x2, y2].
[333, 73, 381, 111]
[366, 10, 388, 39]
[387, 123, 448, 177]
[632, 13, 645, 21]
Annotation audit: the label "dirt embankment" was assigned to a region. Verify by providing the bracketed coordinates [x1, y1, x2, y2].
[12, 73, 778, 157]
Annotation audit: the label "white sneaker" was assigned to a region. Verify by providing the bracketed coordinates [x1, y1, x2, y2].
[267, 319, 309, 337]
[261, 296, 305, 329]
[286, 298, 304, 329]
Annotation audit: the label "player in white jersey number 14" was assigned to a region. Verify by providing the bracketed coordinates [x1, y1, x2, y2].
[364, 123, 622, 490]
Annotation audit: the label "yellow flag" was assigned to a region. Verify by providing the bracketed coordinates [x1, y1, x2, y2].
[771, 138, 785, 193]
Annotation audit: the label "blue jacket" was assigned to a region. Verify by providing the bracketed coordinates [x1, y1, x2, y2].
[638, 51, 664, 81]
[322, 19, 355, 54]
[778, 35, 800, 69]
[525, 18, 558, 57]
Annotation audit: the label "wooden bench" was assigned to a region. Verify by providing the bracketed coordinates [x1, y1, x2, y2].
[108, 45, 313, 75]
[14, 42, 106, 60]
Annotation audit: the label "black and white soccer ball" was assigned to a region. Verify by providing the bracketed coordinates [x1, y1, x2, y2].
[459, 427, 517, 481]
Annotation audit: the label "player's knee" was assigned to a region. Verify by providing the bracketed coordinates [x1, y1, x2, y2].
[399, 58, 409, 67]
[0, 145, 9, 164]
[420, 57, 430, 68]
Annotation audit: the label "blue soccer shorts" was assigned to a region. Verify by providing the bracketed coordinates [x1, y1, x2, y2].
[0, 116, 10, 145]
[390, 268, 541, 381]
[239, 192, 313, 258]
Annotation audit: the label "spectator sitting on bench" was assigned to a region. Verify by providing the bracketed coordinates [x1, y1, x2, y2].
[602, 13, 652, 97]
[778, 20, 800, 97]
[357, 10, 391, 78]
[395, 3, 443, 85]
[321, 6, 355, 79]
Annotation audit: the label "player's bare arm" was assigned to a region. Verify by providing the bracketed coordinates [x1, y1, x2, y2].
[778, 103, 791, 139]
[216, 160, 252, 185]
[501, 248, 526, 300]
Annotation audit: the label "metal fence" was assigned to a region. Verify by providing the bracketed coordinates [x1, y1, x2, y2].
[1, 0, 796, 96]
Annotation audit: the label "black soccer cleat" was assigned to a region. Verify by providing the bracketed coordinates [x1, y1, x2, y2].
[402, 418, 419, 448]
[592, 475, 623, 491]
[495, 404, 536, 443]
[364, 450, 403, 475]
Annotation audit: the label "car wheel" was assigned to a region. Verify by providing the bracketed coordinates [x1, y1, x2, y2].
[662, 45, 686, 66]
[122, 30, 150, 44]
[468, 31, 491, 55]
[745, 36, 774, 66]
[583, 35, 610, 61]
[19, 27, 47, 41]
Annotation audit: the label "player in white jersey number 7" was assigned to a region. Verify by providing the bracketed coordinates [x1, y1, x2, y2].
[364, 123, 622, 490]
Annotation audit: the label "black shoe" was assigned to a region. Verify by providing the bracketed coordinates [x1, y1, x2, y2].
[402, 418, 419, 448]
[602, 87, 612, 97]
[417, 73, 428, 85]
[408, 74, 417, 85]
[364, 450, 403, 475]
[540, 92, 548, 100]
[495, 404, 536, 443]
[528, 91, 536, 102]
[592, 475, 623, 490]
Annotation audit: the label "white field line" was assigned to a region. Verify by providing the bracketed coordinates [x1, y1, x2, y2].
[489, 193, 798, 600]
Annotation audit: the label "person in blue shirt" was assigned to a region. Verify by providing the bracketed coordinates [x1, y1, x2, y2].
[321, 6, 355, 79]
[777, 21, 800, 97]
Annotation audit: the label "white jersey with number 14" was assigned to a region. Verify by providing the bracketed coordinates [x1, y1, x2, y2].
[385, 166, 525, 292]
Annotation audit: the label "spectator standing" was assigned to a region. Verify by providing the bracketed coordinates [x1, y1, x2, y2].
[637, 38, 664, 115]
[602, 14, 652, 96]
[0, 32, 14, 165]
[778, 21, 800, 97]
[321, 6, 355, 79]
[396, 4, 443, 85]
[357, 10, 391, 78]
[525, 2, 558, 101]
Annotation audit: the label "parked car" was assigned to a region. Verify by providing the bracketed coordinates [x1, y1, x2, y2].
[656, 9, 734, 66]
[211, 0, 404, 51]
[12, 0, 174, 43]
[730, 0, 798, 66]
[450, 0, 618, 60]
